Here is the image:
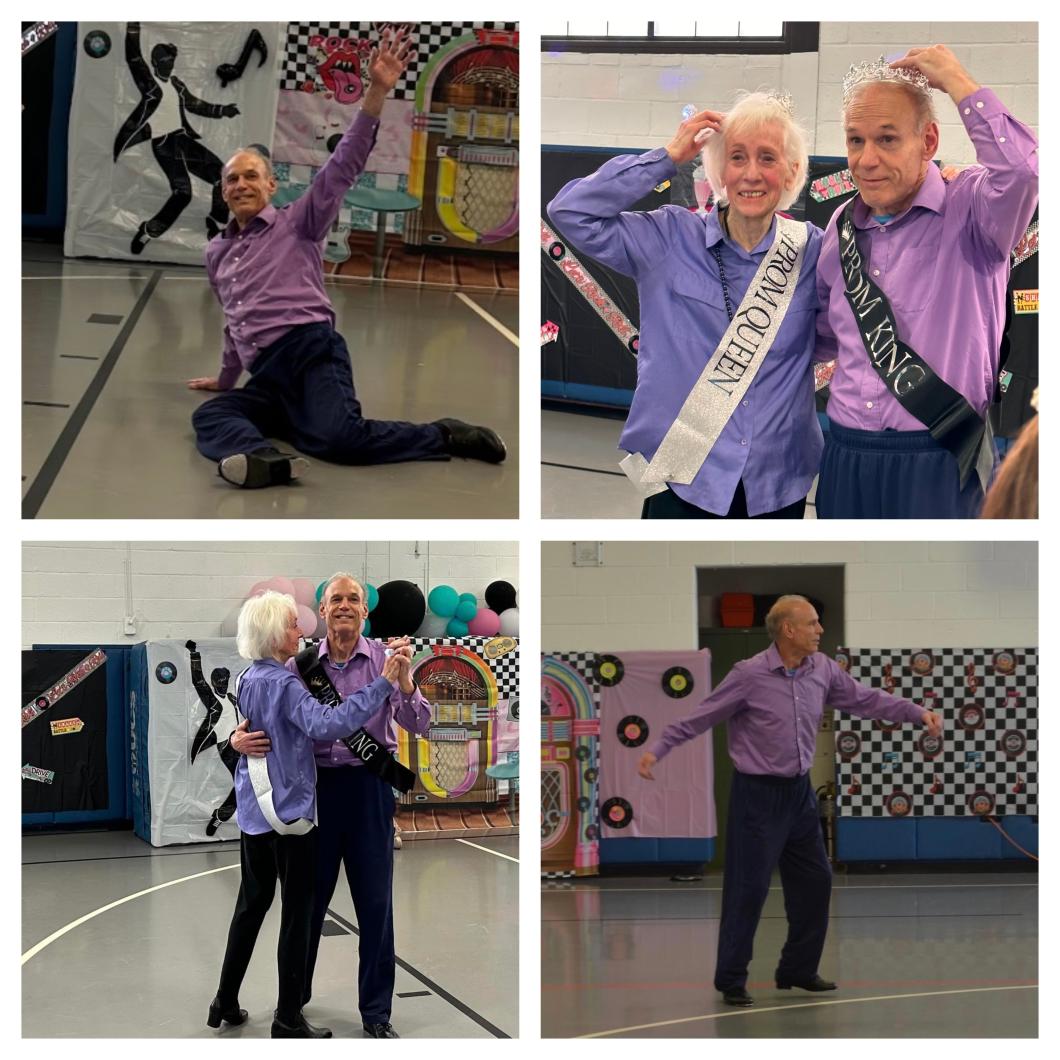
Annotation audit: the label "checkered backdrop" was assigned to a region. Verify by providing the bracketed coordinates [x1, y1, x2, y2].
[281, 22, 519, 98]
[833, 647, 1037, 818]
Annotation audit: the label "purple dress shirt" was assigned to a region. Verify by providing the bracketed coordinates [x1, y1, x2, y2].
[284, 636, 433, 769]
[815, 88, 1038, 429]
[548, 148, 824, 516]
[205, 110, 381, 389]
[648, 643, 925, 777]
[233, 657, 395, 835]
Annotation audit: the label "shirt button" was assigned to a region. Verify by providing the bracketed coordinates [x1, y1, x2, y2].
[999, 136, 1006, 143]
[976, 101, 984, 109]
[964, 107, 971, 115]
[742, 400, 749, 407]
[740, 438, 747, 446]
[866, 401, 873, 409]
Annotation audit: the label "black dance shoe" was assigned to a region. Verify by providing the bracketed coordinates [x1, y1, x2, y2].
[720, 987, 754, 1007]
[271, 1013, 333, 1038]
[363, 1022, 400, 1038]
[218, 450, 310, 488]
[206, 996, 248, 1028]
[776, 973, 837, 992]
[131, 222, 151, 255]
[433, 418, 507, 463]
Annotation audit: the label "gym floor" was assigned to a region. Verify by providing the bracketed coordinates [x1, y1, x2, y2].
[542, 407, 819, 519]
[22, 829, 518, 1038]
[542, 871, 1037, 1038]
[22, 243, 519, 519]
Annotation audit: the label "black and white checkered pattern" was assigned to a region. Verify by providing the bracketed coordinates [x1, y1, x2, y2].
[281, 22, 519, 99]
[549, 651, 602, 695]
[410, 636, 518, 699]
[834, 648, 1037, 817]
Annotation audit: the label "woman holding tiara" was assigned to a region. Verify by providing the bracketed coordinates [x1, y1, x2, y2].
[548, 93, 823, 519]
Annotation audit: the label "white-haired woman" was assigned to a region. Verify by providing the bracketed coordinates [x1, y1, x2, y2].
[207, 591, 407, 1039]
[548, 93, 823, 518]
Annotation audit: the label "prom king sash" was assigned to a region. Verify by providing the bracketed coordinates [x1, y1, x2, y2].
[620, 214, 808, 495]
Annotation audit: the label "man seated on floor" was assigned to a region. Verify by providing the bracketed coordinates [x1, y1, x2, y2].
[186, 28, 505, 489]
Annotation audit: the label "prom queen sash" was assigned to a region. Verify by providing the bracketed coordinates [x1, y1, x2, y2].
[836, 201, 993, 491]
[235, 668, 316, 836]
[620, 215, 808, 494]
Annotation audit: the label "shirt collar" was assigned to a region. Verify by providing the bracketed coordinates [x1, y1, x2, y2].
[853, 163, 946, 229]
[765, 642, 815, 674]
[704, 206, 779, 257]
[319, 634, 370, 665]
[222, 203, 278, 239]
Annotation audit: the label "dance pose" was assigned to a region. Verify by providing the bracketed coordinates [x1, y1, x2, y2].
[548, 93, 822, 518]
[186, 28, 505, 488]
[814, 45, 1038, 517]
[638, 596, 943, 1006]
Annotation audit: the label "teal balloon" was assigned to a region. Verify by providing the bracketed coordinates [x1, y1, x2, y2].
[446, 618, 469, 637]
[364, 617, 371, 637]
[315, 580, 328, 605]
[455, 598, 477, 622]
[459, 592, 476, 602]
[428, 584, 459, 618]
[366, 583, 379, 612]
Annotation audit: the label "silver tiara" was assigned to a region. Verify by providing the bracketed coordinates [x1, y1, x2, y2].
[766, 91, 794, 115]
[842, 57, 931, 106]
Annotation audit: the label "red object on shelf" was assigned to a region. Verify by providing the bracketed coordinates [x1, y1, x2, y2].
[720, 593, 755, 628]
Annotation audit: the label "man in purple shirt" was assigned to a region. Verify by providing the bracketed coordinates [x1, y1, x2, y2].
[815, 45, 1038, 517]
[638, 595, 942, 1007]
[186, 29, 505, 489]
[231, 572, 431, 1037]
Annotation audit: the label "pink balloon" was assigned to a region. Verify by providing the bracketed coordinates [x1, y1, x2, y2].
[467, 608, 501, 637]
[247, 580, 270, 598]
[292, 578, 316, 608]
[271, 576, 296, 598]
[296, 604, 318, 638]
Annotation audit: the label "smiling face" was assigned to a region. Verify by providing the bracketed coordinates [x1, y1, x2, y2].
[844, 82, 938, 216]
[221, 151, 277, 228]
[320, 577, 369, 643]
[721, 121, 797, 224]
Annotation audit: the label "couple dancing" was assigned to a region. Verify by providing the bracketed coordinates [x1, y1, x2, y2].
[548, 45, 1038, 519]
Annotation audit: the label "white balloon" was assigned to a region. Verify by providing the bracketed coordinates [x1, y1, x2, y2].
[498, 607, 519, 637]
[417, 611, 450, 637]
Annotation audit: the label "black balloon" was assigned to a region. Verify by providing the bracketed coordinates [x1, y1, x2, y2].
[485, 580, 517, 612]
[370, 580, 426, 638]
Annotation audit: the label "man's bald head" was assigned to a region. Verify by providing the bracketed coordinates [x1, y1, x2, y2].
[765, 595, 822, 661]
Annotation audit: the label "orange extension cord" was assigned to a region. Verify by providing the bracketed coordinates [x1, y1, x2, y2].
[986, 815, 1039, 862]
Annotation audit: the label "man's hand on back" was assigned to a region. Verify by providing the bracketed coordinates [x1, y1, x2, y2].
[187, 376, 225, 391]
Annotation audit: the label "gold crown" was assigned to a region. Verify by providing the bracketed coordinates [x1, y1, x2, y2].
[842, 57, 931, 106]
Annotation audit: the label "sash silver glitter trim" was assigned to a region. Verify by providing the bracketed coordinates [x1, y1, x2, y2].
[621, 215, 808, 495]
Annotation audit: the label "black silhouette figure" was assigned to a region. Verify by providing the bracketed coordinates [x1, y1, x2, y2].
[216, 28, 268, 88]
[186, 639, 241, 837]
[113, 22, 240, 254]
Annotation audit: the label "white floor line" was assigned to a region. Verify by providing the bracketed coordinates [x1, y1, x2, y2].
[21, 862, 240, 965]
[578, 984, 1038, 1038]
[455, 292, 518, 347]
[22, 275, 153, 281]
[544, 882, 1038, 893]
[455, 838, 519, 863]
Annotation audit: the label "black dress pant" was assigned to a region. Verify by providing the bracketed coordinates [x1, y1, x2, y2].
[215, 828, 316, 1023]
[641, 479, 807, 519]
[713, 772, 832, 991]
[305, 765, 396, 1022]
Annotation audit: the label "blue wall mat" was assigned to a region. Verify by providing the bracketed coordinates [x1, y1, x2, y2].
[836, 818, 916, 861]
[600, 836, 715, 865]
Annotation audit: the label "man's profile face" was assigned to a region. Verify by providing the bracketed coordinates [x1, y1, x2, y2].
[844, 82, 938, 216]
[221, 153, 277, 228]
[785, 603, 823, 658]
[320, 578, 369, 641]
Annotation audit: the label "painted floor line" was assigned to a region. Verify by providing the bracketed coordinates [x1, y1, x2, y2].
[21, 862, 240, 965]
[577, 984, 1039, 1038]
[22, 275, 153, 281]
[455, 838, 519, 863]
[543, 882, 1039, 894]
[455, 291, 518, 347]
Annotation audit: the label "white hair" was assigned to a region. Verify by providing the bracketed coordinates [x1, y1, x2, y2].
[237, 590, 297, 661]
[320, 571, 365, 606]
[702, 91, 809, 212]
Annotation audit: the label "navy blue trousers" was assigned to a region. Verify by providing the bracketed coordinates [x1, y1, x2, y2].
[306, 765, 396, 1023]
[714, 772, 832, 992]
[192, 323, 447, 465]
[816, 422, 986, 519]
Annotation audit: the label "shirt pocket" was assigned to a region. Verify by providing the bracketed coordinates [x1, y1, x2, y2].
[878, 242, 938, 314]
[671, 271, 730, 315]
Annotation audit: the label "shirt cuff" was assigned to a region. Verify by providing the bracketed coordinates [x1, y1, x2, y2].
[956, 86, 1003, 125]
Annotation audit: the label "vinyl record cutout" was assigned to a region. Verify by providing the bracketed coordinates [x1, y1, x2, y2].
[835, 650, 850, 671]
[594, 654, 625, 686]
[662, 666, 694, 698]
[908, 651, 934, 676]
[999, 729, 1026, 758]
[918, 732, 944, 758]
[957, 703, 985, 731]
[967, 791, 995, 816]
[836, 732, 861, 759]
[885, 791, 912, 817]
[873, 717, 901, 731]
[992, 651, 1016, 675]
[617, 715, 649, 748]
[601, 797, 633, 829]
[155, 662, 177, 684]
